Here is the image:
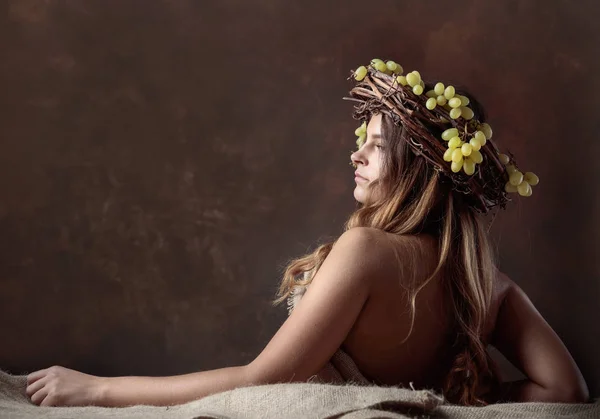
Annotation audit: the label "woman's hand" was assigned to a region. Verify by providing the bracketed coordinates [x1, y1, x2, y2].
[26, 365, 106, 407]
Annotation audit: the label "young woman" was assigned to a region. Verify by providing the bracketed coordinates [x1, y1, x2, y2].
[25, 60, 589, 408]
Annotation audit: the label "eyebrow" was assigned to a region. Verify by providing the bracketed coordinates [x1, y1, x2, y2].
[370, 134, 382, 139]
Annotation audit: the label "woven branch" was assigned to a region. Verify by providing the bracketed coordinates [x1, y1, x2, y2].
[344, 68, 512, 213]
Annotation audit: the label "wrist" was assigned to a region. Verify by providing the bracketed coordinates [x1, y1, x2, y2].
[93, 376, 112, 406]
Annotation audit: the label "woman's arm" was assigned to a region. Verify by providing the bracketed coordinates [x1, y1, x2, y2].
[97, 366, 250, 407]
[489, 274, 589, 403]
[27, 227, 384, 407]
[26, 365, 253, 407]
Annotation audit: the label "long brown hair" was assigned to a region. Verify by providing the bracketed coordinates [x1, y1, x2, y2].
[273, 107, 498, 405]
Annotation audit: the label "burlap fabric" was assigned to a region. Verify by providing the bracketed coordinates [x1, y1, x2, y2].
[0, 370, 443, 418]
[1, 370, 598, 418]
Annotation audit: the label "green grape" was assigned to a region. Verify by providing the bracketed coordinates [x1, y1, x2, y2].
[426, 98, 437, 110]
[443, 148, 453, 162]
[413, 85, 424, 95]
[461, 143, 473, 156]
[463, 158, 475, 175]
[406, 72, 420, 87]
[505, 182, 518, 193]
[356, 134, 366, 147]
[452, 148, 464, 163]
[518, 181, 532, 196]
[444, 85, 456, 99]
[474, 131, 487, 146]
[434, 82, 445, 96]
[451, 160, 463, 173]
[509, 171, 524, 186]
[441, 128, 458, 141]
[354, 66, 368, 81]
[386, 61, 398, 72]
[471, 149, 483, 163]
[448, 137, 462, 148]
[419, 80, 425, 88]
[469, 138, 481, 151]
[506, 164, 517, 174]
[426, 90, 437, 98]
[354, 122, 366, 136]
[413, 70, 421, 79]
[480, 123, 493, 139]
[498, 153, 510, 165]
[461, 107, 474, 120]
[450, 107, 462, 119]
[524, 172, 539, 186]
[394, 63, 404, 74]
[457, 95, 470, 106]
[374, 61, 388, 72]
[436, 95, 447, 106]
[397, 75, 408, 86]
[370, 58, 384, 65]
[449, 97, 462, 108]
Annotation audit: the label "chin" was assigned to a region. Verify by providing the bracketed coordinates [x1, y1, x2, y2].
[353, 186, 367, 204]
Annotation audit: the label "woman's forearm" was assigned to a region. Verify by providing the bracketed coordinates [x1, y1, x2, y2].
[491, 379, 551, 403]
[97, 365, 253, 407]
[489, 379, 588, 404]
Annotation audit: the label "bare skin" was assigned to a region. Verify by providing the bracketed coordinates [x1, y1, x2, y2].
[348, 113, 588, 403]
[339, 231, 589, 403]
[25, 230, 589, 408]
[25, 115, 588, 407]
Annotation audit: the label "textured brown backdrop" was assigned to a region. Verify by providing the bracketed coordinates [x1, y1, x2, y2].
[1, 0, 598, 398]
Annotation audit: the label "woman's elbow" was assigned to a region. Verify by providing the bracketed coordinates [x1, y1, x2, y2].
[243, 362, 286, 387]
[244, 360, 313, 387]
[549, 382, 589, 404]
[567, 384, 589, 404]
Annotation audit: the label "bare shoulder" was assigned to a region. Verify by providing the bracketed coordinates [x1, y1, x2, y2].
[336, 226, 393, 246]
[338, 227, 423, 251]
[494, 269, 514, 301]
[334, 227, 398, 260]
[332, 227, 406, 281]
[495, 269, 515, 287]
[493, 270, 527, 313]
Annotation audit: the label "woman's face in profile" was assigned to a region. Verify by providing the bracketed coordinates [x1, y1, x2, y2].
[351, 113, 384, 204]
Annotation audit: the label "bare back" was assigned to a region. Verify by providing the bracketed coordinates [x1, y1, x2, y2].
[340, 232, 511, 391]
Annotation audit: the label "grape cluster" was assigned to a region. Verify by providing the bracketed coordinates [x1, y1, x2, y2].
[399, 70, 425, 96]
[354, 58, 404, 82]
[497, 153, 539, 197]
[354, 59, 430, 96]
[424, 83, 474, 121]
[441, 125, 490, 175]
[354, 121, 367, 149]
[351, 60, 540, 198]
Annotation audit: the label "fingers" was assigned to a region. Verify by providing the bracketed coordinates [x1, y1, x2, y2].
[39, 394, 58, 407]
[29, 385, 49, 406]
[27, 369, 48, 385]
[25, 376, 48, 397]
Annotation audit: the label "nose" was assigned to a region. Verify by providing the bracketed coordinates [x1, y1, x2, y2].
[351, 149, 365, 167]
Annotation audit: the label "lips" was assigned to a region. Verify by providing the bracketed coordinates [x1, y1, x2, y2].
[354, 171, 368, 181]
